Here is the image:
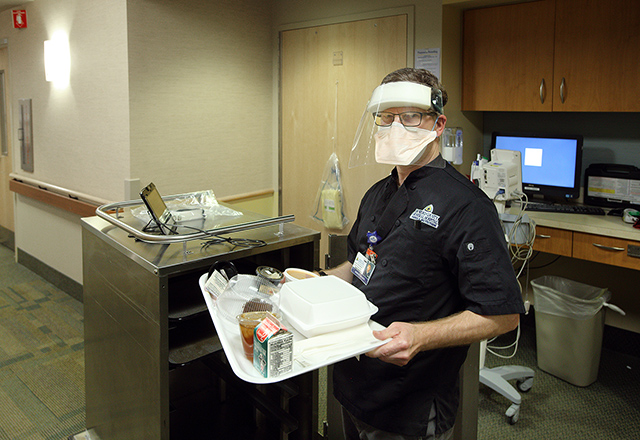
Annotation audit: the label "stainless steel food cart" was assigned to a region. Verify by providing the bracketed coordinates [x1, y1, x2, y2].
[82, 202, 323, 439]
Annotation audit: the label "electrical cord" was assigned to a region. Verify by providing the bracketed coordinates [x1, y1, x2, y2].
[201, 236, 267, 251]
[486, 322, 521, 359]
[487, 191, 536, 358]
[527, 253, 562, 270]
[513, 251, 563, 271]
[507, 191, 536, 276]
[150, 218, 267, 251]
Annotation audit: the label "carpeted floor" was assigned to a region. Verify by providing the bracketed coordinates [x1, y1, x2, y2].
[1, 243, 639, 440]
[0, 245, 85, 440]
[479, 316, 640, 439]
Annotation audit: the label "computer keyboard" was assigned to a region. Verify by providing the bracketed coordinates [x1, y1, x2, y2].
[525, 203, 606, 215]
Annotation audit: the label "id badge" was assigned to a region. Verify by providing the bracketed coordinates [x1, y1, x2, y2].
[351, 252, 375, 285]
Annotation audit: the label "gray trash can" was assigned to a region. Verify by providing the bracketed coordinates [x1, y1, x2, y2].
[530, 276, 623, 387]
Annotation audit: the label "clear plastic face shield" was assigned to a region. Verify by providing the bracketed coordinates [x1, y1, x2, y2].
[348, 81, 445, 168]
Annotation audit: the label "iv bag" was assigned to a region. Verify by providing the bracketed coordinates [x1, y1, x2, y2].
[312, 153, 348, 229]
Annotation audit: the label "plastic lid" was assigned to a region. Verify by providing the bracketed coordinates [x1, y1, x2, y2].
[216, 275, 279, 323]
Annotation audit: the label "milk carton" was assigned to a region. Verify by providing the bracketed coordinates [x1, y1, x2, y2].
[253, 314, 293, 378]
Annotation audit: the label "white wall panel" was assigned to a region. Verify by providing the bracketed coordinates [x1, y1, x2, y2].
[14, 195, 83, 282]
[127, 0, 274, 198]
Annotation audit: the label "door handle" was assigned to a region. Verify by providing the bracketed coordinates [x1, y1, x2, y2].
[539, 79, 545, 104]
[560, 77, 566, 103]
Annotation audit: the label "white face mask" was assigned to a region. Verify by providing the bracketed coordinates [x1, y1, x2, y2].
[374, 120, 438, 166]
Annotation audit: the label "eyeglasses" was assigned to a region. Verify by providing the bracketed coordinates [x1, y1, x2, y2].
[373, 111, 435, 127]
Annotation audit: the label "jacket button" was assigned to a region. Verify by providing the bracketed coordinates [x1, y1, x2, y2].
[395, 219, 401, 227]
[381, 259, 388, 267]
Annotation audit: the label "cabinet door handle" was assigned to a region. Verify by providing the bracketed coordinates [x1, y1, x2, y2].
[560, 77, 566, 103]
[539, 79, 545, 104]
[592, 243, 624, 252]
[536, 234, 551, 239]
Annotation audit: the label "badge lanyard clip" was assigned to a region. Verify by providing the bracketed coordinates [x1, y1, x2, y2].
[366, 231, 380, 263]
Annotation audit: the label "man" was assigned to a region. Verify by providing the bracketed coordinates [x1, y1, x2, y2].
[320, 68, 525, 439]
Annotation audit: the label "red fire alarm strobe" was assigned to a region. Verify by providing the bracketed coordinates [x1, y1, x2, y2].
[12, 10, 27, 29]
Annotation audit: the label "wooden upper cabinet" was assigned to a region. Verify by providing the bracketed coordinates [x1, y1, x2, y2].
[462, 0, 640, 112]
[462, 0, 555, 111]
[553, 0, 640, 111]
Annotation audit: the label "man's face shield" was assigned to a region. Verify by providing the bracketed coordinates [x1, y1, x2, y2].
[348, 81, 445, 168]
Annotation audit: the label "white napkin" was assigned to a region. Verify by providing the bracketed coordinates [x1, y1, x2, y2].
[293, 323, 383, 367]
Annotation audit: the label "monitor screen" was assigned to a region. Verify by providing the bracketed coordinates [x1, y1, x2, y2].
[491, 132, 583, 201]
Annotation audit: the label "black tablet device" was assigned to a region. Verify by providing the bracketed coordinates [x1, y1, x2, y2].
[140, 182, 177, 234]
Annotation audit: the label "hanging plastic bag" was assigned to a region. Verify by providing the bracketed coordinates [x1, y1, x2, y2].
[530, 276, 625, 320]
[312, 153, 348, 229]
[131, 189, 242, 226]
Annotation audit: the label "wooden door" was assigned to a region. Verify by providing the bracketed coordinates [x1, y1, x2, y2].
[553, 0, 640, 112]
[0, 47, 13, 243]
[281, 15, 407, 263]
[462, 0, 555, 112]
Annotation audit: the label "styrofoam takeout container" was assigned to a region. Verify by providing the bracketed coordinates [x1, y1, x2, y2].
[279, 275, 378, 338]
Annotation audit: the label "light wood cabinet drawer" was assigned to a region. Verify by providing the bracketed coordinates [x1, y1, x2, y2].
[573, 232, 640, 271]
[533, 226, 572, 257]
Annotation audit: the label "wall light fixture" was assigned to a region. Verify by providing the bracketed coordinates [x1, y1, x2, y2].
[44, 31, 70, 88]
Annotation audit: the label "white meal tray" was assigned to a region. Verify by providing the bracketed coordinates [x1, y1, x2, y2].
[199, 273, 386, 384]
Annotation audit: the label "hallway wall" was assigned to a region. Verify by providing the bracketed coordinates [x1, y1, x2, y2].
[126, 0, 274, 197]
[1, 0, 130, 282]
[1, 0, 275, 284]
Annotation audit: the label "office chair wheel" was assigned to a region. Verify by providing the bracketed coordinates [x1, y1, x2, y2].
[516, 377, 534, 393]
[505, 403, 520, 425]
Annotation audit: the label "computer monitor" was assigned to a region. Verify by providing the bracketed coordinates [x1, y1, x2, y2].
[491, 132, 583, 202]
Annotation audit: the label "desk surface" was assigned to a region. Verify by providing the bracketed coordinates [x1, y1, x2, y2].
[509, 206, 640, 242]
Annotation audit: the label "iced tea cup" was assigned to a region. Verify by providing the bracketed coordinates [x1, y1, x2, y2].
[237, 311, 272, 360]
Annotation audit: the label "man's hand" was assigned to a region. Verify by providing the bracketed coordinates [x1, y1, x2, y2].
[366, 311, 519, 367]
[366, 322, 424, 367]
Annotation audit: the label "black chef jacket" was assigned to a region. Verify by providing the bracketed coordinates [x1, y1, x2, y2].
[333, 156, 525, 437]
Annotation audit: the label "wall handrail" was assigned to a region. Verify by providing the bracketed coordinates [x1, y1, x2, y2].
[9, 173, 277, 225]
[9, 173, 111, 205]
[9, 174, 110, 217]
[218, 188, 274, 203]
